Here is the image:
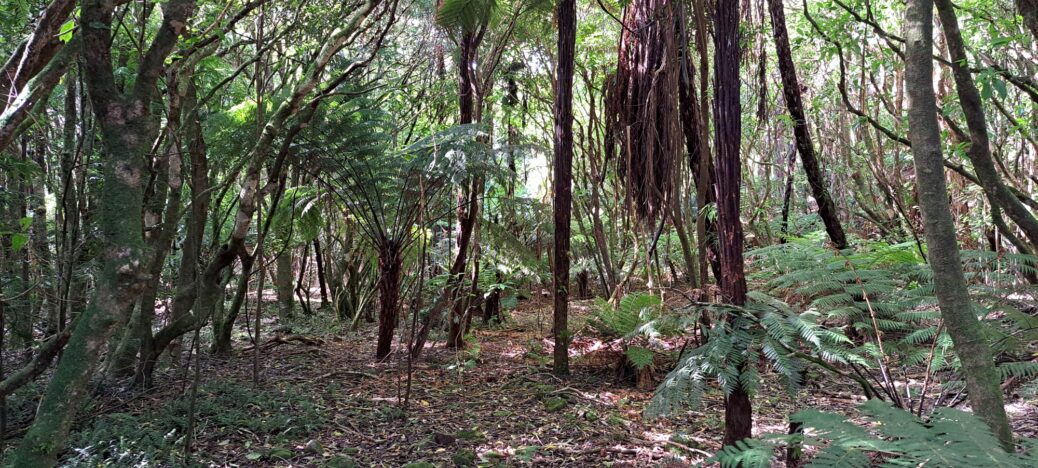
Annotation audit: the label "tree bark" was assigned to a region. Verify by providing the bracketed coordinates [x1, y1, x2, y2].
[691, 0, 721, 286]
[276, 248, 296, 321]
[552, 0, 576, 376]
[905, 0, 1014, 451]
[713, 0, 752, 447]
[314, 238, 329, 305]
[375, 242, 403, 360]
[767, 0, 848, 250]
[780, 145, 797, 241]
[1016, 0, 1038, 41]
[11, 0, 198, 463]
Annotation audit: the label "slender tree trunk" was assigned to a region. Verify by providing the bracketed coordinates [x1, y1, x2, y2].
[780, 145, 797, 242]
[415, 25, 484, 355]
[53, 73, 79, 334]
[692, 0, 721, 286]
[314, 238, 329, 305]
[671, 200, 698, 285]
[413, 179, 479, 356]
[162, 81, 209, 367]
[276, 248, 296, 321]
[551, 0, 576, 376]
[442, 27, 483, 350]
[713, 0, 752, 447]
[767, 0, 847, 250]
[905, 0, 1014, 451]
[935, 0, 1038, 250]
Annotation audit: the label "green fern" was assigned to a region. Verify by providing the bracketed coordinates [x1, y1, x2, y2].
[589, 293, 661, 338]
[625, 346, 655, 371]
[712, 399, 1038, 467]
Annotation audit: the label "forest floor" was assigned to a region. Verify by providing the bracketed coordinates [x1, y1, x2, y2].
[54, 295, 1038, 467]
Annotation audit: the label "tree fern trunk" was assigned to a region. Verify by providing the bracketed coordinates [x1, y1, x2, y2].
[551, 0, 576, 376]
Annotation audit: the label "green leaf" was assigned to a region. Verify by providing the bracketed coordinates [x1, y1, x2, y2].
[10, 233, 28, 252]
[59, 19, 75, 43]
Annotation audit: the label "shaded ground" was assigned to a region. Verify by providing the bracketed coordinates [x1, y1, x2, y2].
[50, 296, 1038, 466]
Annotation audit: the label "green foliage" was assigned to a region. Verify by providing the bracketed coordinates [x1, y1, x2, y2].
[436, 0, 498, 34]
[66, 379, 328, 466]
[589, 293, 662, 338]
[270, 187, 325, 248]
[481, 219, 549, 282]
[625, 346, 656, 370]
[749, 239, 1038, 389]
[645, 289, 873, 418]
[712, 399, 1038, 467]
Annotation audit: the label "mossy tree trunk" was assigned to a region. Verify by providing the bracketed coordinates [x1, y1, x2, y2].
[276, 248, 296, 321]
[905, 0, 1014, 451]
[10, 0, 198, 463]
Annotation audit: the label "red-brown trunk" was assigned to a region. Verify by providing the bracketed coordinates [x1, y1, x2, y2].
[713, 0, 752, 445]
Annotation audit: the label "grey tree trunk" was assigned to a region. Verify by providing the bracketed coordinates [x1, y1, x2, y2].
[905, 0, 1014, 451]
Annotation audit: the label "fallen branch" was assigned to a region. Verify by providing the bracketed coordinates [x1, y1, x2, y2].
[318, 370, 379, 380]
[242, 334, 324, 352]
[0, 329, 72, 398]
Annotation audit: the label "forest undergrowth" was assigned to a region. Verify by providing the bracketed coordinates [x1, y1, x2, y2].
[39, 293, 1036, 467]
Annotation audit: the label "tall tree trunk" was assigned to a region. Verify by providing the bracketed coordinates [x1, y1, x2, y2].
[692, 0, 721, 285]
[161, 81, 209, 368]
[416, 25, 485, 355]
[552, 0, 576, 376]
[713, 0, 752, 447]
[11, 0, 198, 462]
[766, 0, 847, 250]
[53, 72, 80, 334]
[29, 135, 52, 336]
[905, 0, 1014, 451]
[413, 178, 479, 356]
[443, 29, 481, 349]
[313, 238, 329, 305]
